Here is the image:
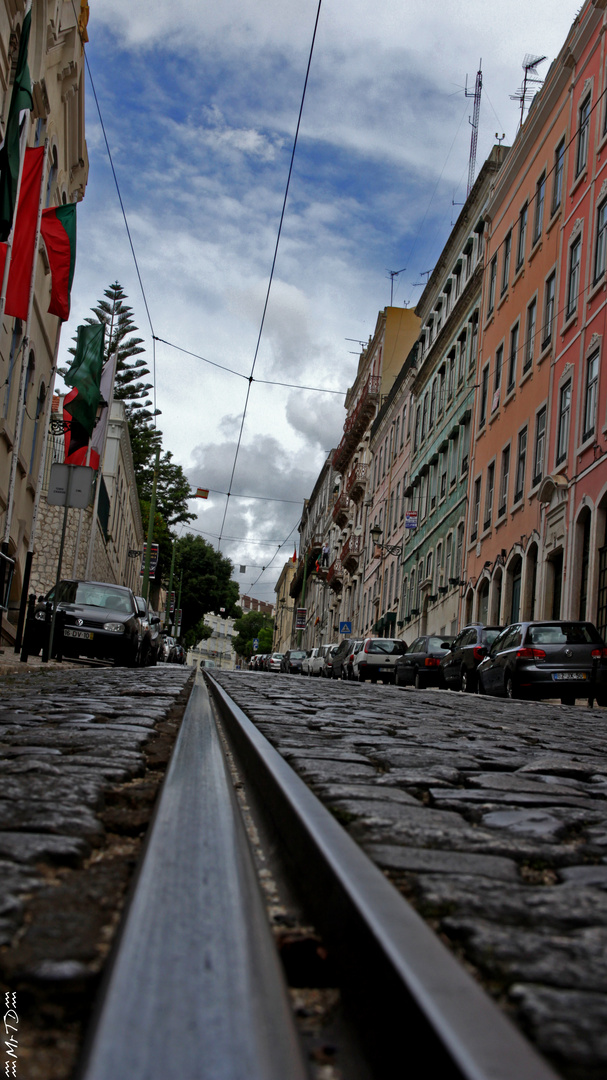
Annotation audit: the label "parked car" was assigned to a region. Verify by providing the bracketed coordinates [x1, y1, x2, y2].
[133, 596, 162, 666]
[281, 649, 308, 674]
[476, 621, 607, 703]
[330, 639, 354, 680]
[440, 624, 503, 692]
[302, 647, 323, 676]
[351, 638, 407, 683]
[160, 635, 175, 662]
[32, 579, 142, 666]
[320, 643, 340, 678]
[199, 658, 216, 669]
[396, 635, 453, 689]
[268, 652, 284, 672]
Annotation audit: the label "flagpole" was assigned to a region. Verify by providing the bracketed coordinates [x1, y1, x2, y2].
[84, 334, 117, 581]
[1, 138, 48, 562]
[71, 442, 91, 575]
[13, 322, 62, 651]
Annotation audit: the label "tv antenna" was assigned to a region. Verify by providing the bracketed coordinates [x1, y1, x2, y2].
[465, 61, 482, 197]
[412, 269, 433, 287]
[387, 267, 406, 305]
[510, 54, 546, 130]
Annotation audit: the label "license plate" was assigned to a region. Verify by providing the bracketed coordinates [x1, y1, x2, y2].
[552, 672, 586, 681]
[378, 666, 393, 673]
[64, 628, 94, 640]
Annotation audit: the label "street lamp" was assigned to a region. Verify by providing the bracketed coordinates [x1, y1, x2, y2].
[369, 525, 402, 558]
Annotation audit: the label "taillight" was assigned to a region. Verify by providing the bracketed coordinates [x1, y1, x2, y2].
[472, 646, 485, 661]
[516, 648, 546, 660]
[425, 657, 440, 667]
[591, 648, 607, 658]
[364, 641, 371, 653]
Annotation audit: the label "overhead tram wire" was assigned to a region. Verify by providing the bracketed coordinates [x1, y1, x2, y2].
[153, 336, 346, 396]
[217, 0, 324, 551]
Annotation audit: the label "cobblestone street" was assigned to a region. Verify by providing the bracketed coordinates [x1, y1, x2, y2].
[213, 672, 607, 1080]
[0, 661, 192, 1080]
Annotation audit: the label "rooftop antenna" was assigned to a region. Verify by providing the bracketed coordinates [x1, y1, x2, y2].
[465, 60, 482, 197]
[387, 267, 406, 305]
[510, 54, 546, 130]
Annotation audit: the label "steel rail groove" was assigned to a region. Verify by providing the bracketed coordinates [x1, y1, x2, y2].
[206, 672, 559, 1080]
[77, 675, 308, 1080]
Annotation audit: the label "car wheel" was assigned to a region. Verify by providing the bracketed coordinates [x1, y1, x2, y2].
[414, 671, 424, 690]
[461, 669, 474, 694]
[561, 692, 576, 706]
[505, 673, 516, 699]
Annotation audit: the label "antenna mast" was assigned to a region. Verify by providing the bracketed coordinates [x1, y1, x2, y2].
[510, 54, 546, 130]
[465, 60, 482, 198]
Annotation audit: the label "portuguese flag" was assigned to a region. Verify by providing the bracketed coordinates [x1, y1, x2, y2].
[41, 203, 76, 320]
[0, 8, 32, 241]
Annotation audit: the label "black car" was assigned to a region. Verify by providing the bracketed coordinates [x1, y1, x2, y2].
[134, 596, 162, 666]
[396, 635, 453, 689]
[281, 649, 307, 673]
[477, 621, 607, 703]
[440, 624, 503, 693]
[32, 580, 142, 665]
[330, 639, 363, 680]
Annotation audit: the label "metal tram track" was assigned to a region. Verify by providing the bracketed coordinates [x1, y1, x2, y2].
[77, 670, 559, 1080]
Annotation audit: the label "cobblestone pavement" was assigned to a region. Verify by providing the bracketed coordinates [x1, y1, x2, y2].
[0, 662, 192, 1080]
[213, 671, 607, 1080]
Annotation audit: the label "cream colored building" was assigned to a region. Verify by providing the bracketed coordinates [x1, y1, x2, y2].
[188, 612, 236, 670]
[273, 560, 296, 653]
[0, 0, 88, 638]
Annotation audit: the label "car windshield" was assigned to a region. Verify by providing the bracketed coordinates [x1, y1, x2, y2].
[272, 654, 284, 659]
[526, 623, 602, 646]
[56, 582, 133, 612]
[367, 640, 406, 654]
[290, 651, 307, 659]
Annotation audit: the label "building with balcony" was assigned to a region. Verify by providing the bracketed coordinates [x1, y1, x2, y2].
[290, 452, 338, 648]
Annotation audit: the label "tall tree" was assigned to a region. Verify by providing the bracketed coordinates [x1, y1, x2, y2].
[175, 534, 240, 638]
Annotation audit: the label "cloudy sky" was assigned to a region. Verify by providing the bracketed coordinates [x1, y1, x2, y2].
[60, 0, 579, 602]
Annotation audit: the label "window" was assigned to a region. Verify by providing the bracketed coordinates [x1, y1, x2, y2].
[507, 323, 519, 393]
[479, 363, 489, 428]
[583, 350, 600, 442]
[468, 313, 479, 371]
[516, 203, 528, 269]
[447, 351, 455, 399]
[413, 406, 421, 451]
[493, 344, 503, 409]
[487, 256, 497, 315]
[552, 138, 565, 214]
[557, 380, 571, 464]
[533, 172, 545, 244]
[542, 272, 556, 348]
[455, 523, 464, 578]
[566, 237, 581, 319]
[430, 465, 437, 511]
[421, 394, 428, 442]
[438, 368, 445, 415]
[394, 417, 400, 455]
[484, 462, 495, 530]
[533, 406, 546, 486]
[457, 332, 466, 383]
[576, 95, 591, 177]
[498, 446, 510, 517]
[450, 431, 459, 486]
[471, 478, 481, 542]
[445, 534, 453, 583]
[429, 380, 437, 429]
[514, 427, 527, 503]
[501, 231, 512, 294]
[595, 200, 607, 283]
[524, 298, 536, 372]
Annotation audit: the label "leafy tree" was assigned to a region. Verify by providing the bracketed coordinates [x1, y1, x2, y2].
[138, 449, 195, 527]
[175, 533, 240, 639]
[232, 610, 274, 659]
[183, 619, 213, 651]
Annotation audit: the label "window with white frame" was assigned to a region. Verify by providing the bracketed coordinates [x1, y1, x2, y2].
[498, 445, 510, 516]
[471, 478, 481, 541]
[533, 172, 546, 244]
[595, 200, 607, 283]
[583, 350, 600, 442]
[576, 95, 591, 177]
[479, 362, 489, 428]
[501, 231, 511, 294]
[455, 522, 464, 578]
[532, 406, 546, 486]
[542, 271, 556, 348]
[552, 138, 565, 214]
[516, 203, 528, 269]
[468, 313, 479, 371]
[556, 380, 571, 464]
[524, 298, 537, 372]
[514, 427, 527, 503]
[566, 236, 581, 319]
[487, 256, 497, 315]
[493, 344, 503, 410]
[484, 462, 495, 530]
[507, 322, 519, 393]
[450, 431, 459, 486]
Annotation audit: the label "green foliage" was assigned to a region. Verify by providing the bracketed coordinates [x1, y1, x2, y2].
[176, 533, 240, 639]
[183, 619, 213, 650]
[232, 610, 274, 659]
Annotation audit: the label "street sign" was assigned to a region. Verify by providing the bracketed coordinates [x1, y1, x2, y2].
[47, 464, 94, 509]
[405, 510, 418, 530]
[339, 621, 352, 635]
[140, 543, 159, 576]
[253, 637, 259, 651]
[295, 608, 306, 630]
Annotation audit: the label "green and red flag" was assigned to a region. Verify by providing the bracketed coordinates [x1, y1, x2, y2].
[63, 322, 105, 438]
[40, 203, 76, 320]
[0, 8, 33, 241]
[0, 145, 44, 318]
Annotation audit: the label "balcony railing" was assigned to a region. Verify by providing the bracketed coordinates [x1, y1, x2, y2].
[332, 493, 352, 527]
[341, 534, 362, 572]
[345, 462, 369, 501]
[326, 558, 344, 591]
[333, 375, 381, 472]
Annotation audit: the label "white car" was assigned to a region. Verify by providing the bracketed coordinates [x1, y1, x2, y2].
[351, 638, 407, 684]
[302, 647, 324, 676]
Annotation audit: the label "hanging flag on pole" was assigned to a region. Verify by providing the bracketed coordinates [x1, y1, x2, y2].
[63, 323, 105, 436]
[0, 146, 44, 319]
[195, 487, 209, 499]
[40, 203, 76, 320]
[291, 547, 297, 562]
[0, 7, 33, 241]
